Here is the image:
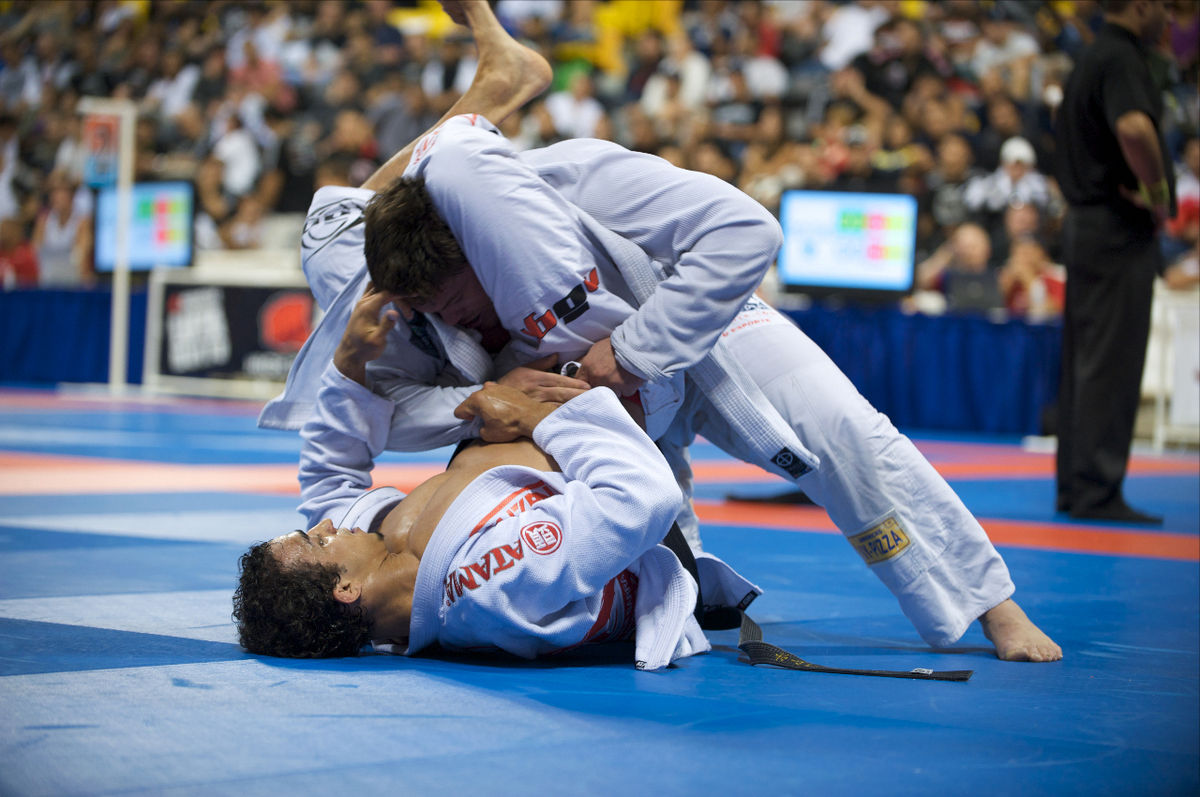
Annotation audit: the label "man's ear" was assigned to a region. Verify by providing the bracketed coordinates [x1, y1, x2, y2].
[332, 579, 362, 605]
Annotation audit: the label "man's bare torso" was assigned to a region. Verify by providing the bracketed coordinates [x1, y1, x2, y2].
[378, 439, 557, 558]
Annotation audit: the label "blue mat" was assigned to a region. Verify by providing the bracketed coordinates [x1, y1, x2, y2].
[0, 389, 1196, 796]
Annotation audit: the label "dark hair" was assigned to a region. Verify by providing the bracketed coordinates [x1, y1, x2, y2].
[363, 176, 470, 303]
[233, 540, 371, 658]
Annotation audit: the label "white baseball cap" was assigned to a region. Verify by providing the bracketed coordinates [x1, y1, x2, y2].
[1000, 136, 1036, 166]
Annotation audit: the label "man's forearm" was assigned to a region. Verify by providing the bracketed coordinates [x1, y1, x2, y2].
[1116, 111, 1169, 210]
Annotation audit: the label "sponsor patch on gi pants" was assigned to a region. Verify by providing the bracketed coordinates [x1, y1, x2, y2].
[848, 516, 911, 565]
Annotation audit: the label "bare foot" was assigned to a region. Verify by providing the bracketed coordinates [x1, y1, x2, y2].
[362, 0, 551, 191]
[979, 598, 1063, 662]
[439, 0, 469, 26]
[457, 0, 552, 119]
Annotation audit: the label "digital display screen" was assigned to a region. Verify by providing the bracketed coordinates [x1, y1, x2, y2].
[94, 181, 194, 271]
[777, 190, 917, 295]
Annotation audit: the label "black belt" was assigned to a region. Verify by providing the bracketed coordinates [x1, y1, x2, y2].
[660, 522, 706, 626]
[737, 613, 973, 681]
[661, 524, 973, 682]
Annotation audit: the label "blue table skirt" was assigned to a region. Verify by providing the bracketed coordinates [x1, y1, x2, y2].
[0, 289, 1060, 436]
[783, 303, 1061, 436]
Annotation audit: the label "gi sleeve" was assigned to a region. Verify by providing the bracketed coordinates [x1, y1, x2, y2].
[524, 138, 784, 382]
[527, 387, 685, 598]
[443, 388, 684, 648]
[296, 361, 403, 529]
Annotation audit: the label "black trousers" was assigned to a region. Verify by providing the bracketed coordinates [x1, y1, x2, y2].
[1056, 204, 1161, 513]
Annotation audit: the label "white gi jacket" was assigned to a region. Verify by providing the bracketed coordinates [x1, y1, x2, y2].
[298, 365, 761, 670]
[261, 116, 816, 482]
[265, 116, 1016, 649]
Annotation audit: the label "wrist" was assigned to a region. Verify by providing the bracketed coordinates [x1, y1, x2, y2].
[522, 404, 556, 437]
[1139, 178, 1169, 209]
[334, 346, 368, 386]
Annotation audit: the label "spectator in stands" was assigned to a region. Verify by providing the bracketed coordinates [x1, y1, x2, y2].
[319, 108, 380, 187]
[849, 17, 949, 112]
[871, 113, 934, 187]
[229, 39, 296, 115]
[972, 92, 1037, 171]
[313, 152, 355, 191]
[624, 29, 663, 104]
[995, 198, 1049, 262]
[827, 123, 894, 193]
[496, 0, 564, 44]
[998, 237, 1066, 320]
[31, 174, 91, 287]
[902, 73, 953, 136]
[193, 154, 232, 251]
[154, 103, 212, 182]
[0, 0, 1193, 296]
[728, 24, 788, 103]
[51, 114, 87, 185]
[826, 59, 892, 128]
[211, 111, 261, 200]
[707, 65, 760, 163]
[618, 103, 661, 153]
[0, 218, 37, 288]
[643, 31, 711, 115]
[738, 103, 806, 214]
[420, 34, 477, 117]
[690, 138, 739, 183]
[192, 47, 230, 115]
[817, 0, 890, 72]
[915, 221, 1002, 313]
[544, 71, 605, 140]
[641, 68, 696, 147]
[0, 113, 23, 225]
[365, 0, 406, 72]
[934, 0, 985, 74]
[0, 41, 30, 109]
[144, 49, 201, 125]
[1163, 245, 1200, 291]
[24, 108, 69, 180]
[964, 136, 1052, 244]
[929, 133, 983, 231]
[970, 7, 1040, 101]
[1164, 135, 1199, 261]
[219, 194, 266, 250]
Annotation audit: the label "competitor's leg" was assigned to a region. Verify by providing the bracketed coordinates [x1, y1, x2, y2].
[360, 0, 552, 191]
[698, 298, 1061, 662]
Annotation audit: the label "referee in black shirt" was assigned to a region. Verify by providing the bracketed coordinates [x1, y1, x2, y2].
[1053, 0, 1174, 525]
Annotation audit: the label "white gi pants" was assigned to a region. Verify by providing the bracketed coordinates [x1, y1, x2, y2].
[661, 298, 1015, 647]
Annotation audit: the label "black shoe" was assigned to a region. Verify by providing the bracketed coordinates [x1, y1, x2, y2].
[1070, 502, 1163, 526]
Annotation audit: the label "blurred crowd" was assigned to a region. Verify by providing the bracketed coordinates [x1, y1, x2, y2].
[0, 0, 1197, 319]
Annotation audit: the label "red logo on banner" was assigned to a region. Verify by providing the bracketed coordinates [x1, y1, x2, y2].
[520, 521, 563, 555]
[259, 292, 313, 352]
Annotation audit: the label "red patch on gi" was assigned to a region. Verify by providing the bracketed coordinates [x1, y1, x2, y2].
[520, 521, 562, 555]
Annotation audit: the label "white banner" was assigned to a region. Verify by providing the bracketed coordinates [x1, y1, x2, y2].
[1169, 301, 1199, 428]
